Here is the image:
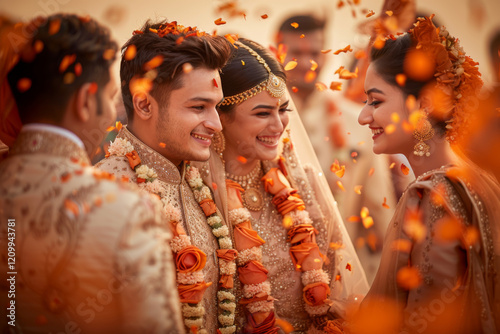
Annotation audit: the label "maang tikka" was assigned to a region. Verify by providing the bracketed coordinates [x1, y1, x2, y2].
[413, 109, 435, 157]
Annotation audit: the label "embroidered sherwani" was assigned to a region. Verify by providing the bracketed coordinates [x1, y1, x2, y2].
[0, 125, 184, 334]
[95, 127, 220, 332]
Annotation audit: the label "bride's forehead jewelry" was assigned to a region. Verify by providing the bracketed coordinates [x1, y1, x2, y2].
[219, 41, 286, 106]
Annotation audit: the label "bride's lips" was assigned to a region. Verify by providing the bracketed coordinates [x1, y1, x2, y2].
[257, 134, 281, 148]
[370, 127, 384, 140]
[191, 132, 213, 147]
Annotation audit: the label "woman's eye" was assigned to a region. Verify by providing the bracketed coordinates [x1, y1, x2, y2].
[256, 112, 270, 116]
[369, 101, 381, 106]
[191, 106, 204, 111]
[279, 108, 293, 113]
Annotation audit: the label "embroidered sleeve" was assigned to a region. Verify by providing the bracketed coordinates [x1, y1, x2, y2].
[113, 194, 185, 333]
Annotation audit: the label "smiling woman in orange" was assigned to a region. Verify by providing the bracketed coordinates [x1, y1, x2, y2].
[357, 15, 500, 333]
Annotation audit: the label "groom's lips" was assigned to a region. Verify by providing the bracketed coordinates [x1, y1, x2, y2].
[191, 132, 213, 146]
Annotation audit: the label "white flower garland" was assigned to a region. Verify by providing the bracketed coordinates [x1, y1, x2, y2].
[185, 164, 237, 333]
[107, 138, 209, 333]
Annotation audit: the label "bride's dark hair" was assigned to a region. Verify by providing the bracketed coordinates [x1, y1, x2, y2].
[218, 38, 286, 114]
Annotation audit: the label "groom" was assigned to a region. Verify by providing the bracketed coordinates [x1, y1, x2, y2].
[95, 20, 232, 331]
[1, 14, 183, 333]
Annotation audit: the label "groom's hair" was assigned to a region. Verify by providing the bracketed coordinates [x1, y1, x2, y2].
[120, 20, 232, 122]
[7, 13, 118, 124]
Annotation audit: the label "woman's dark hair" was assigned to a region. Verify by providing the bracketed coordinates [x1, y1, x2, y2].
[7, 13, 118, 124]
[370, 34, 447, 134]
[120, 20, 232, 122]
[370, 34, 429, 99]
[218, 38, 286, 114]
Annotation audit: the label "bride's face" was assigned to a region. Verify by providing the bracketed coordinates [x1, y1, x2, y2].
[220, 91, 291, 162]
[358, 64, 414, 156]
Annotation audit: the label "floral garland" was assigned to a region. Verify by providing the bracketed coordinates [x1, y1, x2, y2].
[407, 15, 483, 144]
[261, 141, 335, 333]
[185, 164, 238, 334]
[224, 178, 279, 333]
[106, 138, 229, 333]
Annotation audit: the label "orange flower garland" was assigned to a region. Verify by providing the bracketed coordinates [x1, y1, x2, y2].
[262, 140, 334, 332]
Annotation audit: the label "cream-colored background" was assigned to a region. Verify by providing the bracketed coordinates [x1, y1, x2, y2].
[2, 0, 499, 87]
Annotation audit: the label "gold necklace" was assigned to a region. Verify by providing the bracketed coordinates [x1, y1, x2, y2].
[225, 161, 264, 211]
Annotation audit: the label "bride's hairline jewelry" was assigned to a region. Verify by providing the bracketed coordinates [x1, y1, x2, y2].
[219, 41, 286, 107]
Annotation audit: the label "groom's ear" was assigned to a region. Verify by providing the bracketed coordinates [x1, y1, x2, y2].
[133, 92, 153, 121]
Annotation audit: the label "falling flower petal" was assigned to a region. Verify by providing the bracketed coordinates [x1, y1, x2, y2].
[346, 263, 352, 271]
[183, 63, 193, 73]
[17, 78, 32, 92]
[49, 19, 61, 35]
[34, 40, 44, 53]
[382, 197, 390, 209]
[354, 185, 362, 195]
[124, 44, 137, 61]
[237, 156, 247, 164]
[368, 167, 375, 176]
[310, 59, 318, 71]
[373, 35, 386, 49]
[354, 50, 367, 59]
[366, 10, 375, 18]
[329, 81, 342, 91]
[59, 54, 76, 73]
[360, 207, 369, 219]
[435, 217, 463, 243]
[404, 209, 426, 242]
[351, 151, 358, 158]
[261, 14, 268, 19]
[397, 266, 422, 290]
[386, 10, 393, 16]
[337, 0, 345, 9]
[385, 124, 396, 134]
[284, 60, 297, 71]
[391, 112, 400, 123]
[143, 55, 164, 71]
[103, 49, 115, 61]
[463, 226, 480, 248]
[116, 121, 123, 130]
[214, 18, 226, 25]
[63, 72, 75, 84]
[338, 67, 358, 80]
[404, 50, 435, 81]
[74, 63, 82, 76]
[159, 142, 167, 148]
[401, 163, 410, 175]
[348, 216, 361, 223]
[304, 70, 317, 83]
[106, 126, 115, 132]
[389, 162, 396, 169]
[315, 82, 327, 91]
[292, 86, 298, 93]
[241, 60, 245, 66]
[363, 216, 374, 229]
[290, 22, 299, 28]
[391, 239, 412, 252]
[337, 181, 345, 191]
[213, 78, 218, 88]
[329, 242, 344, 250]
[333, 45, 353, 55]
[321, 49, 332, 54]
[396, 73, 406, 86]
[300, 34, 305, 39]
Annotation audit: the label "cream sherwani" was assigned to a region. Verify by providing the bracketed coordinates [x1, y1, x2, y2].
[95, 127, 221, 333]
[0, 125, 184, 334]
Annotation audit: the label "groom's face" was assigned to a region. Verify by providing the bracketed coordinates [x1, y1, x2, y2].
[154, 67, 223, 164]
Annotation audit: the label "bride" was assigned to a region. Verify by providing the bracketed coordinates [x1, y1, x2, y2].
[193, 38, 368, 333]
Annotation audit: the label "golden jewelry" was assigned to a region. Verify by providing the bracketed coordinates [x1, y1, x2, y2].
[413, 111, 435, 157]
[212, 131, 225, 161]
[226, 162, 264, 211]
[219, 41, 286, 106]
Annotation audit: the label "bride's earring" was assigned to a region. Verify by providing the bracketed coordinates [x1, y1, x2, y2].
[212, 131, 226, 161]
[413, 110, 434, 157]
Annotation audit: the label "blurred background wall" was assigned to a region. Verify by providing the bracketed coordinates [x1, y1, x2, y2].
[2, 0, 499, 88]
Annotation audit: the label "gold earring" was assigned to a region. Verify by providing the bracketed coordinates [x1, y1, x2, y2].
[413, 111, 434, 157]
[212, 131, 225, 160]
